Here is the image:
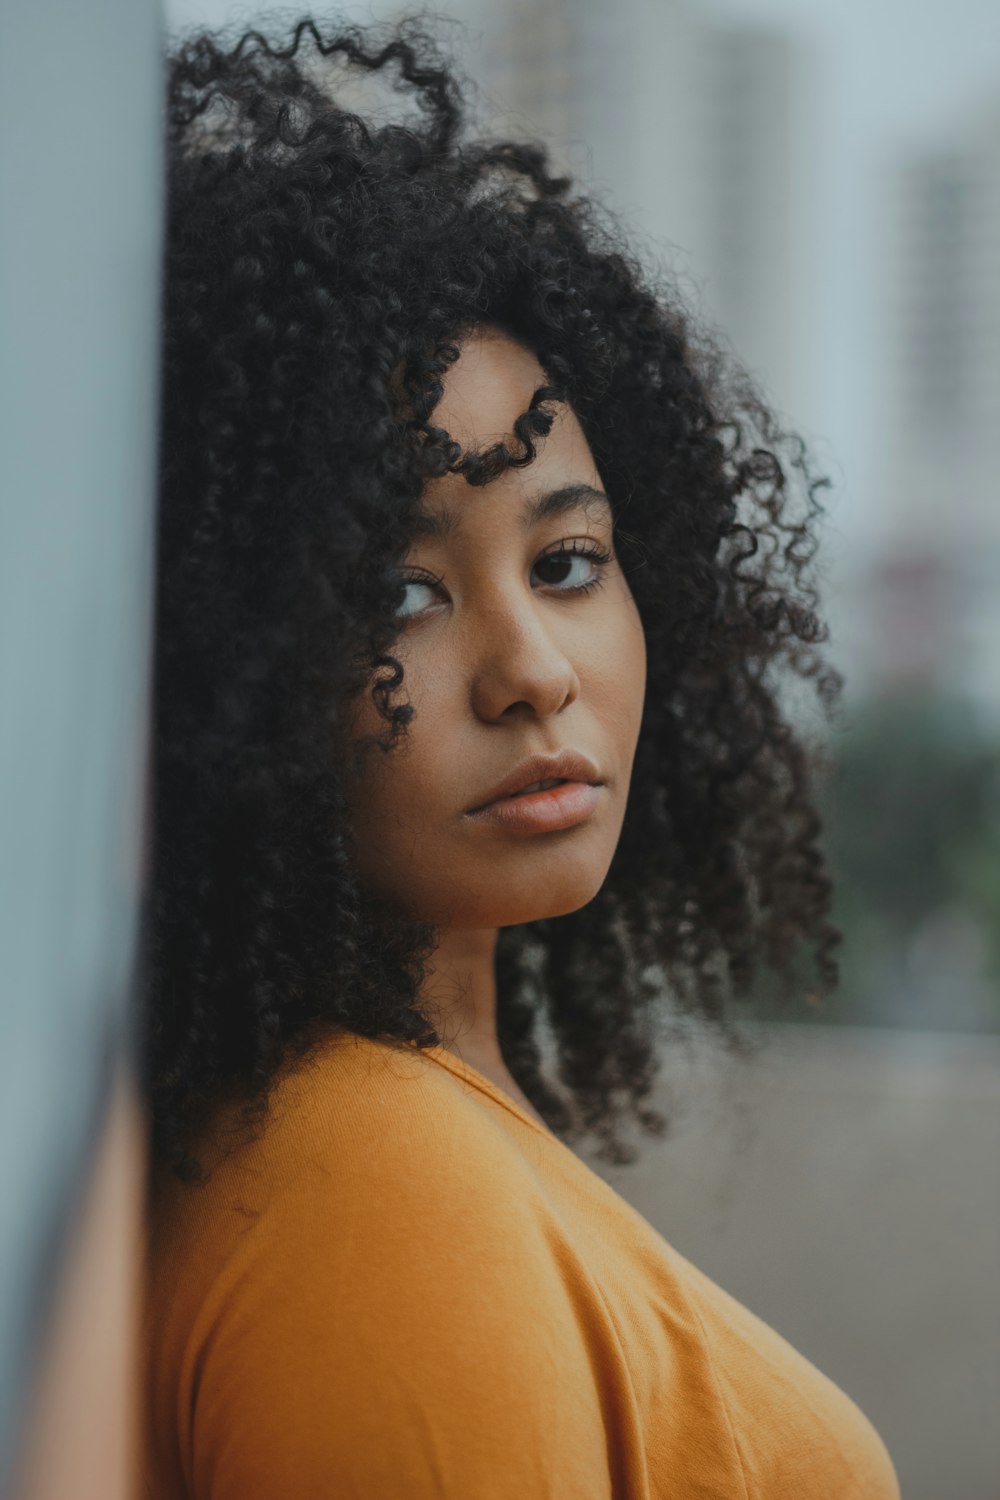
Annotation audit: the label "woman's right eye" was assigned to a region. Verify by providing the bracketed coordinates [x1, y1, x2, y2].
[396, 576, 440, 619]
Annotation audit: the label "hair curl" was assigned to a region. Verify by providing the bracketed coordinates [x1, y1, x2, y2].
[147, 9, 844, 1182]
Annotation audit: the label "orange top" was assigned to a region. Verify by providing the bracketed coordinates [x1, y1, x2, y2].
[140, 1031, 900, 1499]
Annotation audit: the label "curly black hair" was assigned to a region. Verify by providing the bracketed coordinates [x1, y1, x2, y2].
[147, 9, 844, 1183]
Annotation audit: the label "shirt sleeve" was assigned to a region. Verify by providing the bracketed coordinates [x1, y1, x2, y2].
[182, 1098, 615, 1500]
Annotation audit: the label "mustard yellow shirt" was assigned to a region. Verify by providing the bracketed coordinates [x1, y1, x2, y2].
[140, 1031, 901, 1498]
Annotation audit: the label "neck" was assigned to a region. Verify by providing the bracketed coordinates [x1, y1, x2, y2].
[421, 926, 502, 1063]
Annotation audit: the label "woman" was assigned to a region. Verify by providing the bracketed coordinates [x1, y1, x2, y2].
[141, 13, 900, 1497]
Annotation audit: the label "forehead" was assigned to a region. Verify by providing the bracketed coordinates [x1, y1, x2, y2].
[431, 326, 549, 449]
[420, 325, 604, 522]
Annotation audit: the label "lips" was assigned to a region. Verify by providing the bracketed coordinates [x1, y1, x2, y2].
[503, 778, 566, 798]
[466, 751, 602, 814]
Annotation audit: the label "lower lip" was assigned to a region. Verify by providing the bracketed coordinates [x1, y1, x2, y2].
[467, 781, 602, 832]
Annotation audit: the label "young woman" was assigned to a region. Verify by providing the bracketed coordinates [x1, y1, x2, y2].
[141, 13, 900, 1497]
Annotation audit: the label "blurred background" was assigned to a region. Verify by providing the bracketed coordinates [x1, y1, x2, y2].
[161, 0, 1000, 1491]
[2, 0, 996, 1494]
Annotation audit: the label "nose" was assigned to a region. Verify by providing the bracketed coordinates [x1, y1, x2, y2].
[468, 597, 580, 723]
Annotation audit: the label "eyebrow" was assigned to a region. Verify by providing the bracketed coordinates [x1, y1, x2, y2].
[409, 483, 612, 541]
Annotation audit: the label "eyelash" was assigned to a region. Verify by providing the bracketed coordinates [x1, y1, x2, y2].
[534, 539, 612, 596]
[398, 539, 613, 617]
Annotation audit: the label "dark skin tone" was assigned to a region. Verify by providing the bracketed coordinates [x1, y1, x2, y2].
[345, 327, 647, 1125]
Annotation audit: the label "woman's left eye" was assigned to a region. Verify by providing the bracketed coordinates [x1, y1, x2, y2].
[532, 544, 611, 593]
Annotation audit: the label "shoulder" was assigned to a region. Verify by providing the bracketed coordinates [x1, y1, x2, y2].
[150, 1031, 538, 1280]
[245, 1030, 537, 1216]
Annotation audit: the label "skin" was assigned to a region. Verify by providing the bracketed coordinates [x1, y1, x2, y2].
[344, 326, 647, 1122]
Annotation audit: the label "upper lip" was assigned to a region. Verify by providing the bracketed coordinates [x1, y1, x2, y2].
[465, 751, 603, 814]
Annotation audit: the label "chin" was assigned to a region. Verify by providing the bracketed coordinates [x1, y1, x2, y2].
[432, 862, 611, 929]
[509, 889, 604, 925]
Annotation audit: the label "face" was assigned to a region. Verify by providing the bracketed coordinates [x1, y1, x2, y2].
[343, 325, 647, 930]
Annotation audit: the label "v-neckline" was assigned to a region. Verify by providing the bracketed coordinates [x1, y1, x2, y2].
[422, 1043, 560, 1142]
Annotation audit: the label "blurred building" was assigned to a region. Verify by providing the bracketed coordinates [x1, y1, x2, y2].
[859, 93, 1000, 721]
[472, 0, 819, 431]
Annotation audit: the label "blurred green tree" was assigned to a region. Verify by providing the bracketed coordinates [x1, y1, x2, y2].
[753, 686, 1000, 1031]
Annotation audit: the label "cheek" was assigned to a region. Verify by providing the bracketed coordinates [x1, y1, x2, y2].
[594, 598, 647, 741]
